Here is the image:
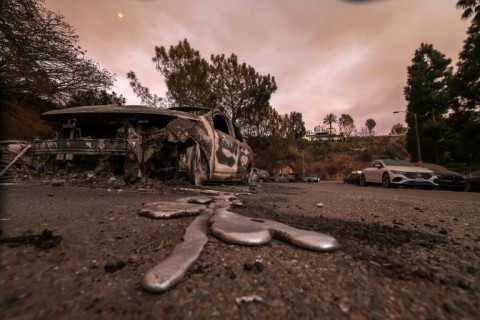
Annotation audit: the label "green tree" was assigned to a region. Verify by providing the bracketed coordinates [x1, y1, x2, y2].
[246, 107, 290, 170]
[390, 123, 407, 135]
[365, 118, 376, 136]
[127, 71, 165, 108]
[447, 3, 480, 163]
[129, 39, 278, 131]
[404, 43, 453, 162]
[152, 39, 214, 108]
[68, 89, 126, 107]
[323, 113, 337, 135]
[210, 53, 277, 126]
[284, 111, 306, 141]
[243, 105, 280, 138]
[338, 114, 355, 142]
[454, 22, 480, 111]
[445, 110, 480, 163]
[0, 0, 115, 104]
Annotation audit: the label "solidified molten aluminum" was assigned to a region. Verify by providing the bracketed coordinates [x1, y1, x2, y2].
[209, 206, 272, 245]
[142, 208, 213, 292]
[139, 201, 206, 219]
[210, 207, 339, 251]
[175, 196, 214, 204]
[140, 192, 340, 293]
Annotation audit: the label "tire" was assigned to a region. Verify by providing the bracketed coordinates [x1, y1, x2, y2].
[464, 182, 471, 192]
[382, 173, 391, 188]
[188, 144, 208, 186]
[360, 174, 367, 187]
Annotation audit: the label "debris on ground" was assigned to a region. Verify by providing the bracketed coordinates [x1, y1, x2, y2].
[0, 229, 62, 250]
[235, 295, 265, 305]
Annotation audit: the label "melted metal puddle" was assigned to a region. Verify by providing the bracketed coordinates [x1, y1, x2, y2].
[140, 190, 339, 293]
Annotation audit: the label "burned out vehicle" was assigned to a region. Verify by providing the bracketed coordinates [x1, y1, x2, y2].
[249, 167, 271, 182]
[30, 105, 253, 185]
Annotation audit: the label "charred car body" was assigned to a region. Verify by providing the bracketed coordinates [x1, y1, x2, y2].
[30, 105, 253, 185]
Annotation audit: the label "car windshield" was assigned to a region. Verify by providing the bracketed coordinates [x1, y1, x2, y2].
[382, 159, 415, 167]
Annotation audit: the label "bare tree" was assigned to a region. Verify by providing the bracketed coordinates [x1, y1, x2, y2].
[0, 0, 115, 104]
[127, 71, 165, 108]
[338, 114, 355, 142]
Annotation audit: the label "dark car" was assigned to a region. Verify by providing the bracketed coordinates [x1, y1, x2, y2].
[343, 170, 361, 185]
[416, 163, 467, 191]
[465, 170, 480, 192]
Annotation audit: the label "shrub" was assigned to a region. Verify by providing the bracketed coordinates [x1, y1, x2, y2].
[312, 140, 328, 157]
[383, 147, 397, 159]
[359, 150, 373, 162]
[326, 164, 338, 176]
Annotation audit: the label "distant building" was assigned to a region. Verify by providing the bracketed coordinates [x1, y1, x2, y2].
[303, 125, 340, 141]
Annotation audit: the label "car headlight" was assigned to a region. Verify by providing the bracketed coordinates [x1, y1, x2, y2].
[390, 170, 406, 175]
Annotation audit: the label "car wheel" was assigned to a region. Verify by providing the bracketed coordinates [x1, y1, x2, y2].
[464, 182, 471, 192]
[188, 144, 208, 186]
[382, 173, 391, 188]
[360, 174, 367, 186]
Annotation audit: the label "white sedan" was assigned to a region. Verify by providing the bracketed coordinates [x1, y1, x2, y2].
[360, 159, 438, 188]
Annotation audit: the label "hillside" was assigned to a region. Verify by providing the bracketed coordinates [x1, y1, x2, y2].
[263, 136, 409, 180]
[0, 98, 55, 140]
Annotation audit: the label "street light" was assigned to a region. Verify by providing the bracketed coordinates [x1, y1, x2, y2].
[393, 110, 422, 163]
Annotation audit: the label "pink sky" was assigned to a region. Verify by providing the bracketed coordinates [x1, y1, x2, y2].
[44, 0, 469, 134]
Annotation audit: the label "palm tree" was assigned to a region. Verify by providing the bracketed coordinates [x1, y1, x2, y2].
[323, 113, 337, 135]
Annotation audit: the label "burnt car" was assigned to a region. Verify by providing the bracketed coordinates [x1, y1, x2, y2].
[274, 173, 291, 183]
[304, 174, 321, 183]
[250, 167, 271, 182]
[30, 105, 253, 185]
[416, 163, 467, 191]
[465, 170, 480, 192]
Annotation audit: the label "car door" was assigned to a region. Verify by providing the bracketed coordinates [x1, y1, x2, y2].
[211, 114, 242, 179]
[364, 161, 383, 183]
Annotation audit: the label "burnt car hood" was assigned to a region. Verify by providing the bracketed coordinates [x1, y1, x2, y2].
[41, 105, 200, 122]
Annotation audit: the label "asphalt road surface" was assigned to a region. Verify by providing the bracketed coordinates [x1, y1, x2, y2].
[1, 179, 479, 319]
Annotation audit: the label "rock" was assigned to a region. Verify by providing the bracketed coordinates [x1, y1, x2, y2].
[128, 254, 140, 264]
